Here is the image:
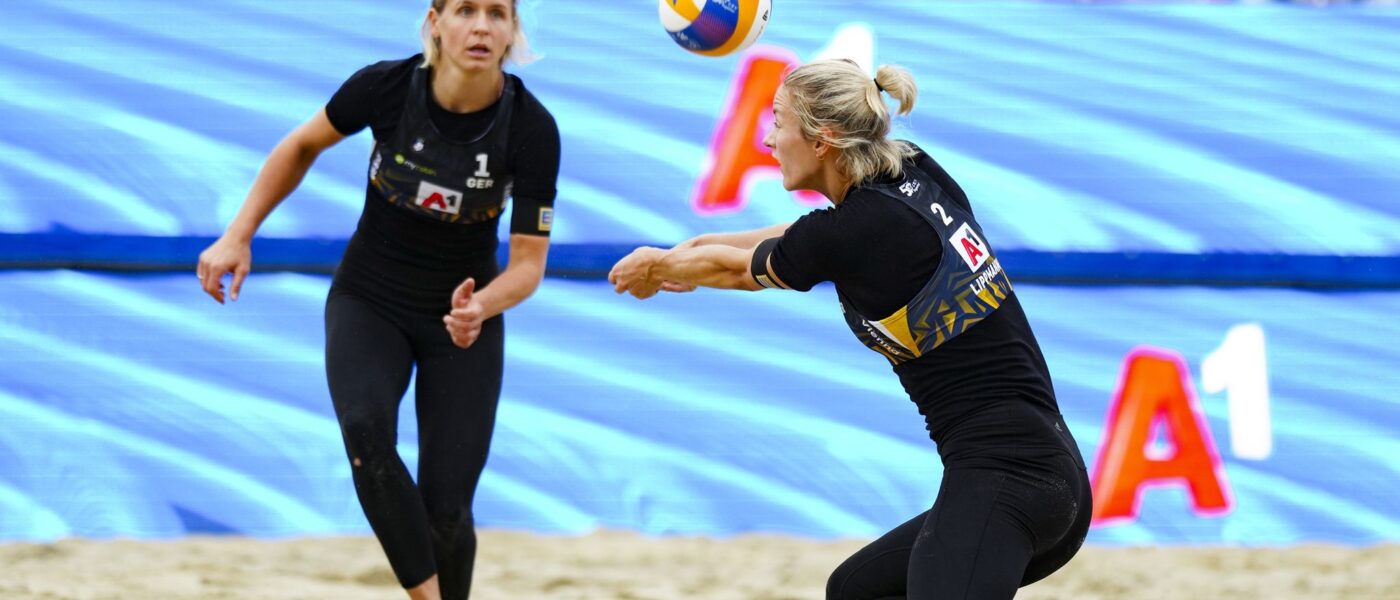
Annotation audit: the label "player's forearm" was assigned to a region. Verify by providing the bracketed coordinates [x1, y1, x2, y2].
[475, 260, 545, 319]
[654, 245, 758, 291]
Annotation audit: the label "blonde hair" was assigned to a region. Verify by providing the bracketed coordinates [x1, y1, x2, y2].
[420, 0, 537, 68]
[780, 59, 919, 185]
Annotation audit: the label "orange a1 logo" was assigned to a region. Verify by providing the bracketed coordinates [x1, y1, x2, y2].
[691, 48, 826, 214]
[1091, 324, 1272, 526]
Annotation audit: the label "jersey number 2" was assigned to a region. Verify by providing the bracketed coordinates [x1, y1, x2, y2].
[929, 202, 954, 226]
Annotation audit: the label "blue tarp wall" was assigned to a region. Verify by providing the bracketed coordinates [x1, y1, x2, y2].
[1, 1, 1397, 544]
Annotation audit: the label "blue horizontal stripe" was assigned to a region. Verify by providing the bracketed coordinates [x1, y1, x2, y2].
[2, 233, 1398, 288]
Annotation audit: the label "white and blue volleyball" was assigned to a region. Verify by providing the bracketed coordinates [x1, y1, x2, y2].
[659, 0, 771, 57]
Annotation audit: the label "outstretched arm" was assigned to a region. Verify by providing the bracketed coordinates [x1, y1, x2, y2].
[610, 243, 782, 299]
[657, 223, 793, 293]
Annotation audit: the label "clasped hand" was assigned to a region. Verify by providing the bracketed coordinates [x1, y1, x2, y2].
[610, 247, 699, 299]
[443, 277, 485, 349]
[608, 247, 669, 299]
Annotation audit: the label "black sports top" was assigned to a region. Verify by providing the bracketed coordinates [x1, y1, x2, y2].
[324, 56, 560, 313]
[754, 146, 1076, 466]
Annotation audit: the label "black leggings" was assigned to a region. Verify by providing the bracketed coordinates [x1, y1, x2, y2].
[827, 453, 1091, 600]
[325, 291, 504, 599]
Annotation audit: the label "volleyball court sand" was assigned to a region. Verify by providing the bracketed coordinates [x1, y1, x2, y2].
[2, 530, 1396, 599]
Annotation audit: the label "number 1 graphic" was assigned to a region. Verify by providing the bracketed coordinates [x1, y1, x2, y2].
[474, 153, 490, 178]
[1201, 323, 1272, 460]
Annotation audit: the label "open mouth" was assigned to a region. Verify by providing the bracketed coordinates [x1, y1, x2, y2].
[467, 44, 491, 57]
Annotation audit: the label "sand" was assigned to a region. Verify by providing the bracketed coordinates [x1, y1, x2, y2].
[2, 530, 1397, 599]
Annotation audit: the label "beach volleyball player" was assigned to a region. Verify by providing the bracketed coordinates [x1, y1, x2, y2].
[196, 1, 558, 598]
[610, 59, 1092, 599]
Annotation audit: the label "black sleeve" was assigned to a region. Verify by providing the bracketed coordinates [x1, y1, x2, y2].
[750, 237, 785, 289]
[507, 98, 561, 236]
[761, 207, 855, 292]
[324, 59, 413, 138]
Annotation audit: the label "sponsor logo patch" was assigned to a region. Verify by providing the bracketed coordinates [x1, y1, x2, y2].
[415, 181, 463, 215]
[950, 222, 989, 272]
[538, 207, 554, 231]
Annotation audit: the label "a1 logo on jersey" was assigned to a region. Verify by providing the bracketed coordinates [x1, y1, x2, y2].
[949, 222, 989, 272]
[415, 181, 463, 215]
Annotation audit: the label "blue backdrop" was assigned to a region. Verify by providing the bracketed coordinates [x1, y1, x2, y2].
[1, 272, 1397, 544]
[4, 2, 1400, 264]
[1, 0, 1398, 545]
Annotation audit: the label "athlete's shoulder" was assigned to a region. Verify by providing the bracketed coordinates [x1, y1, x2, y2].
[506, 74, 559, 146]
[355, 54, 420, 78]
[890, 141, 929, 178]
[328, 55, 421, 136]
[840, 186, 890, 208]
[508, 74, 556, 122]
[896, 140, 974, 212]
[810, 191, 904, 242]
[341, 55, 420, 95]
[786, 204, 838, 237]
[901, 139, 927, 158]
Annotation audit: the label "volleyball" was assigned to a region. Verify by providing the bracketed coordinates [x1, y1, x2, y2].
[658, 0, 771, 57]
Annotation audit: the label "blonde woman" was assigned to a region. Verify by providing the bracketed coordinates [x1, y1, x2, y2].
[196, 1, 557, 598]
[611, 59, 1090, 599]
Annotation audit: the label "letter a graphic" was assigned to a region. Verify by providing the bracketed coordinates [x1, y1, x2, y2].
[1090, 347, 1232, 525]
[692, 49, 823, 214]
[961, 236, 984, 267]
